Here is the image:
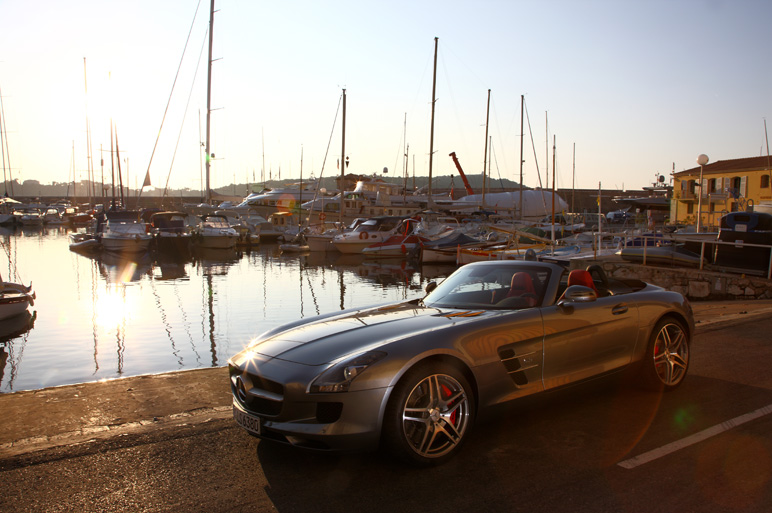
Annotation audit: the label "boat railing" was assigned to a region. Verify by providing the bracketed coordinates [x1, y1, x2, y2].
[628, 234, 772, 279]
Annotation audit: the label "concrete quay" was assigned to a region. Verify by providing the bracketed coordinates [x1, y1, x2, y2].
[2, 299, 772, 460]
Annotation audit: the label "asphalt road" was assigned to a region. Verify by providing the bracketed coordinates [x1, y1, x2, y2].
[1, 317, 771, 513]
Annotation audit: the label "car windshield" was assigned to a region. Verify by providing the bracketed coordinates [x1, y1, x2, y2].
[423, 264, 551, 310]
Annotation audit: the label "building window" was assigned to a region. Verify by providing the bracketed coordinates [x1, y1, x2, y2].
[708, 178, 717, 193]
[687, 203, 694, 214]
[762, 175, 770, 188]
[688, 180, 696, 194]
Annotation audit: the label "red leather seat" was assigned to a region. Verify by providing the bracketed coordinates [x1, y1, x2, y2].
[506, 272, 537, 306]
[566, 269, 597, 293]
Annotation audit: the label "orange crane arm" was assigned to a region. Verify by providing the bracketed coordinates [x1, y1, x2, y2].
[449, 152, 474, 195]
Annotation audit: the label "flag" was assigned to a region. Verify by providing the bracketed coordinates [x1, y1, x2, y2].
[142, 170, 152, 188]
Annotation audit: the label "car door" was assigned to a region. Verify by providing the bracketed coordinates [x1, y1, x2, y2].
[540, 294, 639, 389]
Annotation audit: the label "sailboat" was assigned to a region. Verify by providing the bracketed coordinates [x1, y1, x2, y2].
[0, 248, 35, 321]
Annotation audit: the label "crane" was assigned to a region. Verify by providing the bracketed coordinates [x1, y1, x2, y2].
[448, 152, 474, 196]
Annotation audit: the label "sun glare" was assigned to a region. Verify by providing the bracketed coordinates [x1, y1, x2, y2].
[94, 286, 133, 330]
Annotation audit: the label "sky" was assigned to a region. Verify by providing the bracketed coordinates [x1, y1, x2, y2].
[1, 0, 771, 195]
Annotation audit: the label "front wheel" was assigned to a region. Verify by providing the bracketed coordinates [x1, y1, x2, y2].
[383, 363, 474, 466]
[640, 317, 690, 391]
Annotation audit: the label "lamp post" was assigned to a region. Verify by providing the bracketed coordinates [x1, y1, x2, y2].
[696, 154, 709, 233]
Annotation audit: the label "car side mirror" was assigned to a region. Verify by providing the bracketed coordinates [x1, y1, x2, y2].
[557, 285, 597, 306]
[425, 281, 437, 295]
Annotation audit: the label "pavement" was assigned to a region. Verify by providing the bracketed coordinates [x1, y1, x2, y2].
[2, 299, 772, 460]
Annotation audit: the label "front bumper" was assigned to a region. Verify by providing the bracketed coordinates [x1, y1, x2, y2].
[229, 362, 391, 453]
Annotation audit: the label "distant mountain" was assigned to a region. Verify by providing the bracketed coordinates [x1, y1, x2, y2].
[3, 173, 523, 201]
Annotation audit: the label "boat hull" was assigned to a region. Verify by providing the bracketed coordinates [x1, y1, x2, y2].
[195, 234, 237, 249]
[101, 236, 152, 254]
[306, 234, 335, 252]
[0, 292, 34, 321]
[154, 234, 192, 256]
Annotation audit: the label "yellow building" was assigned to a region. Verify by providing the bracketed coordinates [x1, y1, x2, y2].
[672, 155, 772, 230]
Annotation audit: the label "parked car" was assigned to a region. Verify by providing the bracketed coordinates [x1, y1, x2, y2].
[607, 210, 633, 224]
[228, 261, 693, 465]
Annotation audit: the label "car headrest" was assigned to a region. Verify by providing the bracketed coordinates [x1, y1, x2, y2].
[507, 272, 535, 297]
[567, 269, 597, 293]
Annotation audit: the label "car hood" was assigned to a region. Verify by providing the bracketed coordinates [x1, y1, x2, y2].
[248, 303, 487, 366]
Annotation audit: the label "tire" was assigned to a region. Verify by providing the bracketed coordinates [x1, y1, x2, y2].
[640, 317, 690, 391]
[383, 363, 474, 466]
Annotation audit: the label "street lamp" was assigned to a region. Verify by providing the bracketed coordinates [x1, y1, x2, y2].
[696, 154, 709, 233]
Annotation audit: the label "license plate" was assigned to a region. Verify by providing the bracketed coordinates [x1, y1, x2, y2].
[233, 405, 262, 435]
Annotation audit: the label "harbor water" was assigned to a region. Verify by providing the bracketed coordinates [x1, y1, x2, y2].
[0, 225, 453, 393]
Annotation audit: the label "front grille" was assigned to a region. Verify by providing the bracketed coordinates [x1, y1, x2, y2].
[230, 366, 284, 416]
[243, 395, 282, 416]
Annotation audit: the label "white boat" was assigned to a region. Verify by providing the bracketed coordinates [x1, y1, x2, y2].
[360, 218, 429, 258]
[193, 214, 238, 249]
[242, 184, 319, 219]
[150, 211, 193, 257]
[0, 280, 35, 321]
[0, 198, 21, 225]
[420, 231, 489, 263]
[214, 210, 262, 247]
[434, 189, 570, 220]
[99, 211, 152, 254]
[16, 209, 45, 226]
[43, 207, 65, 225]
[303, 179, 430, 226]
[69, 232, 101, 254]
[331, 216, 405, 254]
[259, 212, 301, 242]
[279, 233, 311, 253]
[304, 223, 348, 252]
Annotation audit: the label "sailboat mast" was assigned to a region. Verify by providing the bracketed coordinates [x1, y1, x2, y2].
[482, 89, 490, 208]
[545, 112, 549, 190]
[551, 135, 556, 243]
[519, 94, 524, 221]
[110, 121, 115, 209]
[299, 144, 303, 220]
[261, 128, 265, 186]
[116, 127, 125, 207]
[83, 58, 94, 206]
[428, 37, 438, 201]
[765, 119, 771, 188]
[0, 86, 14, 196]
[204, 0, 215, 204]
[572, 142, 576, 213]
[402, 112, 408, 200]
[71, 140, 75, 200]
[339, 88, 346, 224]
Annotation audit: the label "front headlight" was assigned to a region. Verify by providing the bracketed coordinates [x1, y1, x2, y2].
[308, 351, 387, 393]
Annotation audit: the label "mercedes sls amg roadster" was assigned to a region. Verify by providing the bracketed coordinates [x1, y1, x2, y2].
[229, 261, 693, 465]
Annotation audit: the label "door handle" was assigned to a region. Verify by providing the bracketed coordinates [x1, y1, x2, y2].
[612, 304, 628, 315]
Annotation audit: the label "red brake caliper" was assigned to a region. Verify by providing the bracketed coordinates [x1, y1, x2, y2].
[441, 384, 457, 425]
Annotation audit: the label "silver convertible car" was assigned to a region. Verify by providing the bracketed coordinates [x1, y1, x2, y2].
[228, 261, 693, 465]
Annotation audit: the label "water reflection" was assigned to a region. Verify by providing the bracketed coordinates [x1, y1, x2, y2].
[0, 311, 37, 388]
[0, 227, 456, 392]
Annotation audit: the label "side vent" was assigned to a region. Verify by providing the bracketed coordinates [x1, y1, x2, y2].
[497, 347, 539, 388]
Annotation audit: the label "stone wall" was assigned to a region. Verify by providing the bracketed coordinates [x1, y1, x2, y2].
[583, 260, 772, 301]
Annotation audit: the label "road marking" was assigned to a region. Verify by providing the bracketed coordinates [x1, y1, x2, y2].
[618, 403, 772, 469]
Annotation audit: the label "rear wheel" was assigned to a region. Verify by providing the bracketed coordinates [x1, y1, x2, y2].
[383, 363, 474, 466]
[640, 317, 690, 391]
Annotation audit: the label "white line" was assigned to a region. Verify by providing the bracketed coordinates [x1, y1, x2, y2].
[618, 403, 772, 469]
